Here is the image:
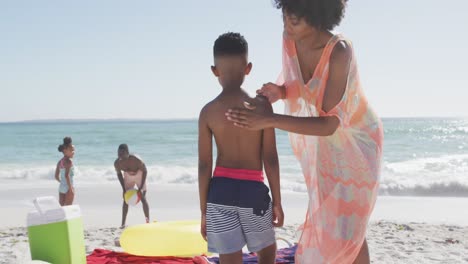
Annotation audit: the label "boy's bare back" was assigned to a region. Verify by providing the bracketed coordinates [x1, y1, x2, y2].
[198, 33, 283, 258]
[200, 90, 269, 171]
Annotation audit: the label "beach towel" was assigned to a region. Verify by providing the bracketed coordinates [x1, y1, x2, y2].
[86, 245, 298, 264]
[86, 249, 211, 264]
[207, 245, 297, 264]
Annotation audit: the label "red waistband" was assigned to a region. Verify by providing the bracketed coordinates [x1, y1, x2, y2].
[213, 166, 264, 182]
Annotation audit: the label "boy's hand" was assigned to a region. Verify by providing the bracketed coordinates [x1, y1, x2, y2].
[200, 214, 207, 241]
[272, 203, 284, 227]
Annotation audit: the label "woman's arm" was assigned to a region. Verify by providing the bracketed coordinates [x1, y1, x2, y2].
[271, 115, 339, 136]
[321, 41, 351, 114]
[226, 105, 340, 136]
[226, 41, 352, 136]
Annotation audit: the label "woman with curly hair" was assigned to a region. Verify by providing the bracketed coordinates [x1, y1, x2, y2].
[225, 1, 383, 263]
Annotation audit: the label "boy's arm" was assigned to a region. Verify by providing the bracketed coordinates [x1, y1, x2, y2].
[262, 102, 284, 227]
[198, 108, 213, 216]
[198, 107, 213, 240]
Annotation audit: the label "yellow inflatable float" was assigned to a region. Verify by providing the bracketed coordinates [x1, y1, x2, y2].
[120, 220, 208, 257]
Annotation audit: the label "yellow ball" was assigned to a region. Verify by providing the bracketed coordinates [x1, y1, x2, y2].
[124, 188, 141, 206]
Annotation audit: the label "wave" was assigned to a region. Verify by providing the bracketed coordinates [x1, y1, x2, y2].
[0, 165, 199, 185]
[379, 182, 468, 197]
[379, 154, 468, 197]
[1, 153, 468, 197]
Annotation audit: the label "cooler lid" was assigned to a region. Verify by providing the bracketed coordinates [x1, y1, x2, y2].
[27, 196, 81, 226]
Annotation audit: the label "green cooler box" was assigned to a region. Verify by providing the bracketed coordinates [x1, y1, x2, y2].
[27, 196, 86, 264]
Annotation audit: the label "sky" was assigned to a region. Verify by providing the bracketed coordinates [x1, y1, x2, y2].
[1, 0, 467, 122]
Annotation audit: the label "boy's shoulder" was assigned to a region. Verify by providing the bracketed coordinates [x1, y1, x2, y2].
[250, 95, 273, 112]
[199, 96, 222, 119]
[252, 94, 269, 104]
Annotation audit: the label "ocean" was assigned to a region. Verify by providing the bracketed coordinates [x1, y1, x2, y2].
[0, 118, 467, 196]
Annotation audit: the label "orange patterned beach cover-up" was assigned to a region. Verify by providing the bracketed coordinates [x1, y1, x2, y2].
[280, 34, 384, 264]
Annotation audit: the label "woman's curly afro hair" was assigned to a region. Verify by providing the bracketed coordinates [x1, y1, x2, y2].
[275, 0, 348, 31]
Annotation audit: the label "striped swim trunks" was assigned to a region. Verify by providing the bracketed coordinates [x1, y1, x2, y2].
[206, 167, 275, 254]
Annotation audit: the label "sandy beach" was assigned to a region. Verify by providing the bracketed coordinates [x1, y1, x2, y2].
[2, 221, 467, 264]
[0, 184, 467, 263]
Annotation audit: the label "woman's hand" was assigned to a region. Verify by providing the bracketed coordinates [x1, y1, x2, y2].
[225, 101, 274, 130]
[256, 83, 286, 104]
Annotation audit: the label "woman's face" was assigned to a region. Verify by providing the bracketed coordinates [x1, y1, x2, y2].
[64, 145, 75, 158]
[283, 12, 316, 41]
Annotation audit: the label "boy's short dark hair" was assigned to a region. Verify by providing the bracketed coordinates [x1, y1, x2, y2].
[275, 0, 347, 31]
[213, 32, 248, 57]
